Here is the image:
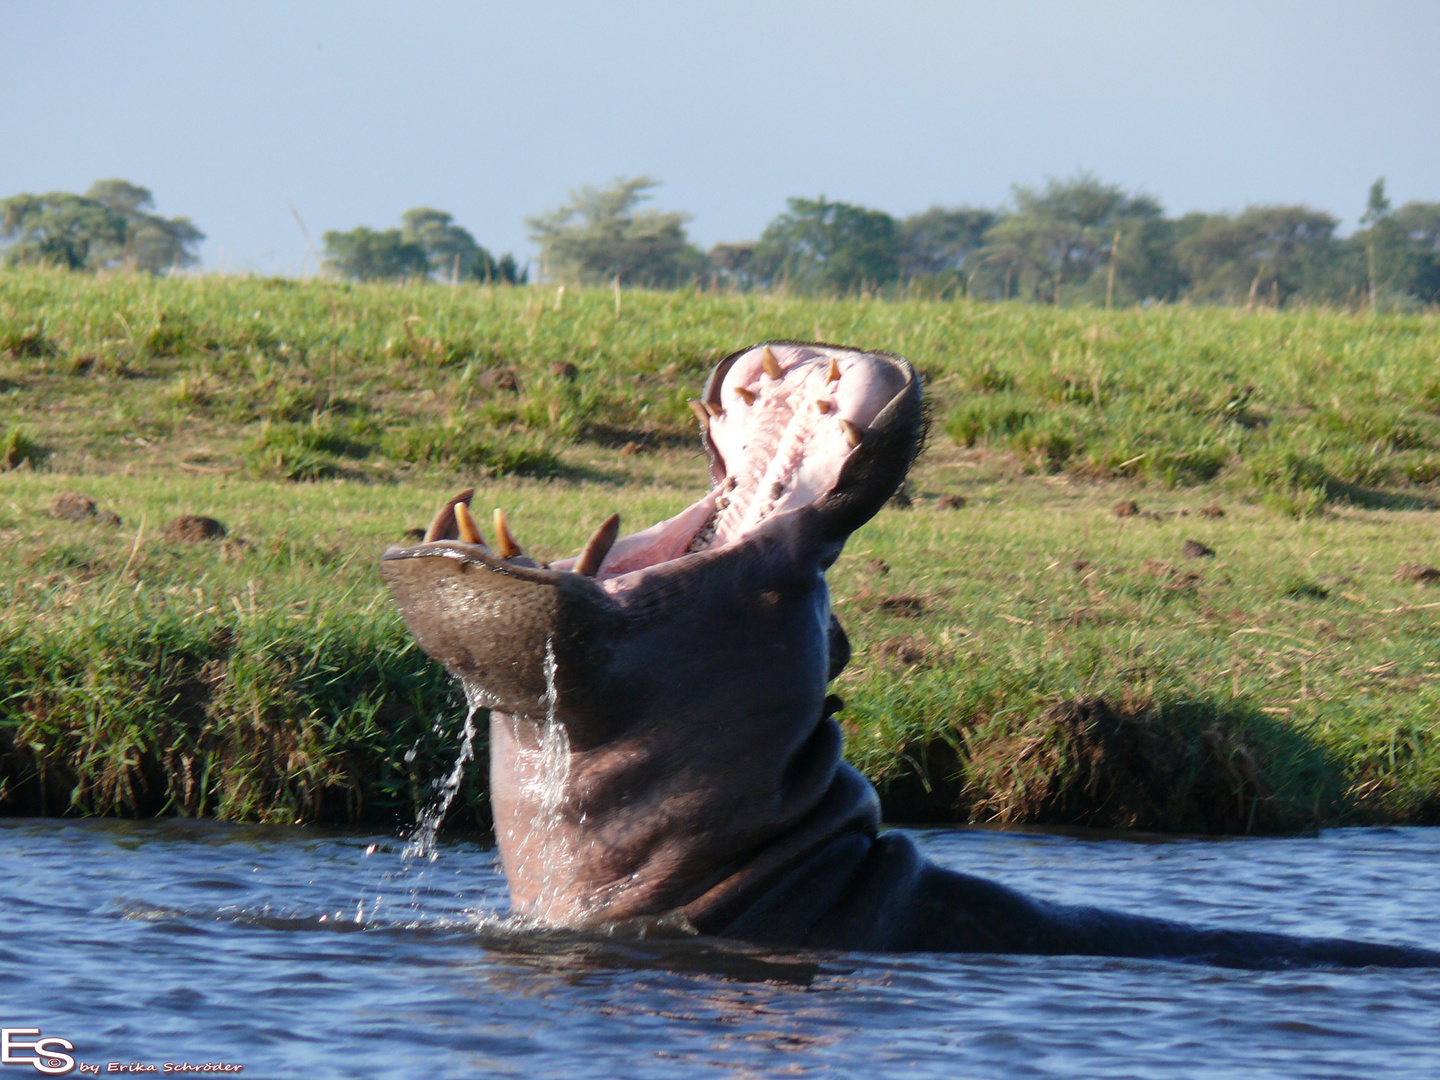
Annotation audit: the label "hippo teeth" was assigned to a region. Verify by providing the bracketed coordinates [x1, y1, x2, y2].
[761, 344, 784, 379]
[453, 501, 485, 545]
[574, 513, 621, 577]
[491, 507, 540, 567]
[415, 492, 621, 577]
[423, 488, 477, 542]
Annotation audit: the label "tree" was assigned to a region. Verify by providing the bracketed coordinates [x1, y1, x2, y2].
[0, 180, 202, 272]
[1176, 206, 1347, 306]
[485, 251, 527, 287]
[706, 242, 758, 290]
[321, 226, 430, 281]
[84, 180, 204, 272]
[526, 177, 704, 287]
[897, 207, 996, 286]
[1349, 182, 1440, 308]
[1358, 178, 1394, 307]
[1, 193, 126, 269]
[1099, 217, 1187, 304]
[974, 214, 1074, 301]
[750, 197, 901, 294]
[969, 173, 1164, 303]
[401, 208, 477, 279]
[399, 208, 524, 283]
[324, 209, 524, 284]
[1388, 201, 1440, 304]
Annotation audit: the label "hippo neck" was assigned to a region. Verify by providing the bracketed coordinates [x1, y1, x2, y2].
[487, 704, 882, 929]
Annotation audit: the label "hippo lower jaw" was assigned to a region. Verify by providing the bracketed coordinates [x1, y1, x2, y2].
[383, 342, 1440, 968]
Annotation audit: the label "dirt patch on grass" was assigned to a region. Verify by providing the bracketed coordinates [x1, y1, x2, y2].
[1182, 539, 1216, 559]
[164, 515, 227, 542]
[852, 581, 938, 618]
[1055, 607, 1120, 627]
[874, 634, 948, 668]
[1395, 563, 1440, 585]
[1141, 560, 1204, 593]
[48, 492, 100, 522]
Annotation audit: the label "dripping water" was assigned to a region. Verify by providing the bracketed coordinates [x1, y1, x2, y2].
[400, 640, 582, 922]
[402, 684, 486, 862]
[525, 638, 574, 921]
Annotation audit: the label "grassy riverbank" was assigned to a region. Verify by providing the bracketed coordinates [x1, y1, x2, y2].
[2, 271, 1438, 832]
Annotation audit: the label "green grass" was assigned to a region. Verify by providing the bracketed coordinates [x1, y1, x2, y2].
[2, 269, 1439, 832]
[833, 478, 1440, 830]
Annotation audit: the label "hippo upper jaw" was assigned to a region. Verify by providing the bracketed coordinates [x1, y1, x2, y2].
[381, 342, 923, 926]
[382, 502, 841, 739]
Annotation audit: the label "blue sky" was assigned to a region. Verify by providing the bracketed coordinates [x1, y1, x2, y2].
[4, 1, 1436, 275]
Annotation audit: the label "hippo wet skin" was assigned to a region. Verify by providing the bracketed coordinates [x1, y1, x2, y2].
[382, 341, 1438, 969]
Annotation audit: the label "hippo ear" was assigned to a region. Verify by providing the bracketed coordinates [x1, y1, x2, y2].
[381, 544, 624, 724]
[813, 352, 926, 549]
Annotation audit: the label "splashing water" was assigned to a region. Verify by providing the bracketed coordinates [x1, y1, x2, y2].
[405, 640, 584, 922]
[402, 685, 486, 862]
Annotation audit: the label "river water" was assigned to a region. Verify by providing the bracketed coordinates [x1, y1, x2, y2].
[2, 819, 1436, 1079]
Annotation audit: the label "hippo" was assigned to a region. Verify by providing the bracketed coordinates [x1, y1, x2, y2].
[382, 341, 1438, 968]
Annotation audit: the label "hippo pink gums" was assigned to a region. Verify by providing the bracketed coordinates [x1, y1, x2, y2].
[383, 341, 1437, 968]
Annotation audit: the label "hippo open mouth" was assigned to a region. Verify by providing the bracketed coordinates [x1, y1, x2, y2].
[382, 342, 923, 927]
[383, 341, 1439, 967]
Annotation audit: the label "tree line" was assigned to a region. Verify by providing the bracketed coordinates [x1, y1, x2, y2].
[530, 174, 1440, 308]
[0, 181, 527, 285]
[4, 175, 1438, 308]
